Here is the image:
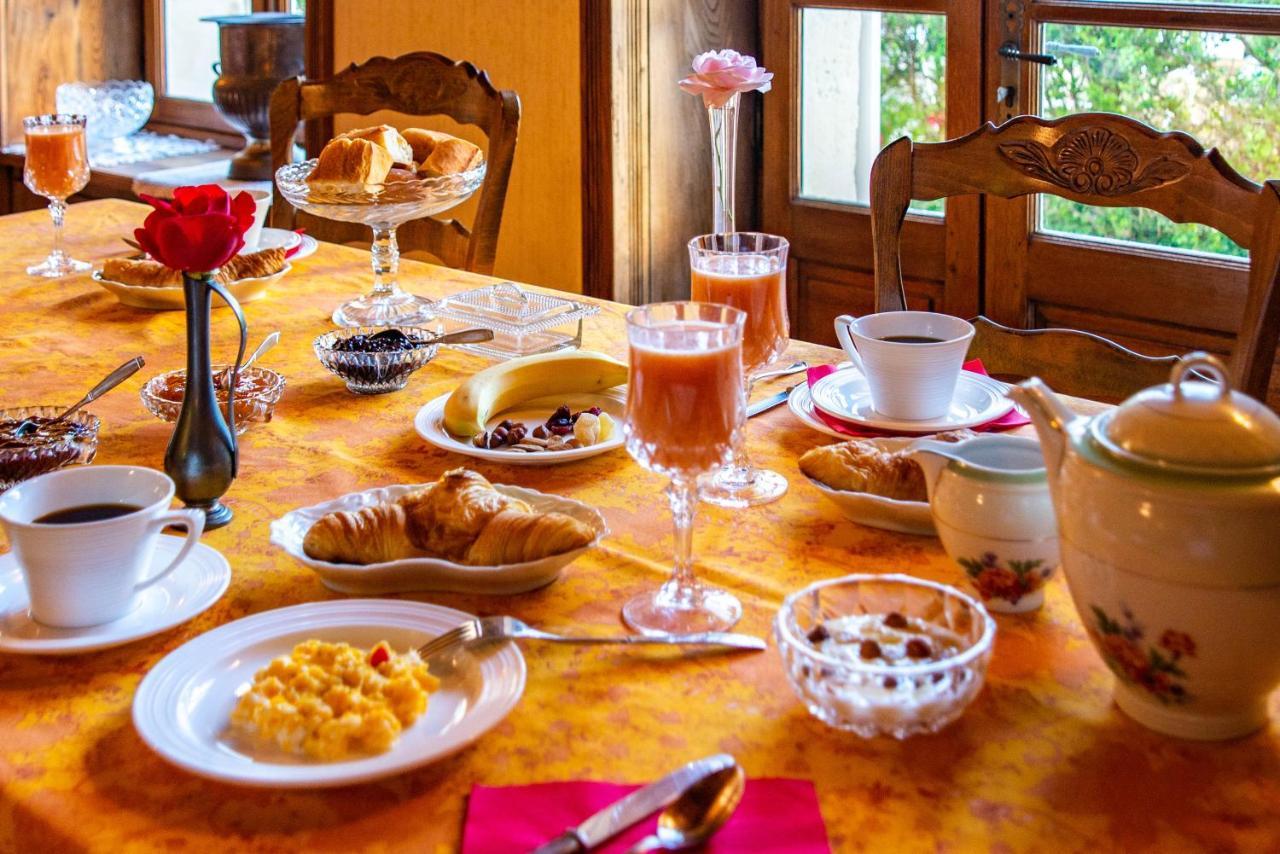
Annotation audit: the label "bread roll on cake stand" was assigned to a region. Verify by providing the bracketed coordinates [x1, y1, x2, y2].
[275, 152, 485, 327]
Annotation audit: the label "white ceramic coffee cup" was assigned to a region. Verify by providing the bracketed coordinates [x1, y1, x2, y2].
[834, 311, 975, 420]
[241, 189, 271, 252]
[0, 466, 204, 628]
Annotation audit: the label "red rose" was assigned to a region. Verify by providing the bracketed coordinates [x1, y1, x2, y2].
[133, 184, 256, 274]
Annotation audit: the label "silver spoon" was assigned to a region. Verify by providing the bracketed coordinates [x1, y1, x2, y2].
[13, 357, 145, 438]
[423, 327, 494, 347]
[218, 331, 279, 387]
[625, 764, 746, 853]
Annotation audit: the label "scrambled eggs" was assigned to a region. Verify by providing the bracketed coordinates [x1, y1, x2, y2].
[230, 639, 438, 760]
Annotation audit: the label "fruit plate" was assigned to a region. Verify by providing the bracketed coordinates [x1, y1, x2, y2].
[801, 438, 936, 537]
[132, 599, 525, 788]
[269, 483, 608, 595]
[92, 264, 291, 311]
[414, 389, 626, 466]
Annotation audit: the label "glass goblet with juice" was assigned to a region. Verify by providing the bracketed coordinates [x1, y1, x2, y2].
[623, 301, 746, 635]
[22, 114, 91, 277]
[688, 232, 790, 508]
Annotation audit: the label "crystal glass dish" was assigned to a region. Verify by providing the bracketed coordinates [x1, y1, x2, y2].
[0, 407, 100, 491]
[55, 80, 154, 144]
[775, 573, 995, 738]
[314, 327, 439, 394]
[434, 282, 600, 360]
[140, 366, 286, 436]
[276, 160, 485, 327]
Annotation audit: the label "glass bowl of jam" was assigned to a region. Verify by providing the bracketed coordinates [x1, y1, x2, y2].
[140, 366, 286, 435]
[775, 573, 996, 739]
[313, 327, 439, 394]
[0, 407, 100, 491]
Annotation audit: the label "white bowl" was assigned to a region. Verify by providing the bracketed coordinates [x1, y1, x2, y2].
[269, 483, 608, 595]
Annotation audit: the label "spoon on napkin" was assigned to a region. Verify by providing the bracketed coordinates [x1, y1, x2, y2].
[625, 764, 746, 853]
[13, 357, 145, 438]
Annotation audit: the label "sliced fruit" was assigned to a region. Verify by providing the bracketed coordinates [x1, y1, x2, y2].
[442, 350, 628, 437]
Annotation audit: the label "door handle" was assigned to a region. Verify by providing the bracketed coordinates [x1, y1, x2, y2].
[998, 42, 1058, 66]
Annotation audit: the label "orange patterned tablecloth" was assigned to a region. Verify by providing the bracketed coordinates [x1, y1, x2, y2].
[0, 200, 1277, 853]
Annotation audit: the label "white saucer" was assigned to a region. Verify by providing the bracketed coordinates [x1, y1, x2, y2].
[0, 535, 230, 655]
[252, 227, 318, 260]
[809, 369, 1015, 433]
[133, 599, 526, 788]
[414, 389, 626, 466]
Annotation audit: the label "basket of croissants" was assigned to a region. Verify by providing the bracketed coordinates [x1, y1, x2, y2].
[269, 469, 608, 596]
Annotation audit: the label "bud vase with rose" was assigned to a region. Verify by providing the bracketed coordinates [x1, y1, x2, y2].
[134, 185, 253, 529]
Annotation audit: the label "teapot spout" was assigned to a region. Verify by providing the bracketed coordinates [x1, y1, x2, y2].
[1008, 378, 1080, 476]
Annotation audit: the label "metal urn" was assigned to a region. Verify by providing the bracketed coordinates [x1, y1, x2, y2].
[203, 12, 304, 181]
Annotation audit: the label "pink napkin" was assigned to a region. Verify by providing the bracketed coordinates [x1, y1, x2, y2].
[462, 777, 830, 853]
[805, 358, 1029, 438]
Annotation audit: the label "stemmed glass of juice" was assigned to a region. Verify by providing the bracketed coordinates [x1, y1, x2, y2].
[623, 302, 747, 634]
[22, 114, 91, 278]
[688, 232, 790, 507]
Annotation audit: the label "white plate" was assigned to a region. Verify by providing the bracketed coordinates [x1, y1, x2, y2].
[253, 227, 318, 261]
[132, 599, 525, 788]
[809, 369, 1015, 433]
[802, 438, 936, 537]
[269, 482, 608, 595]
[414, 390, 626, 466]
[0, 536, 230, 655]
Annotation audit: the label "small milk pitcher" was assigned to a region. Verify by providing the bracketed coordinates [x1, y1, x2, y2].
[908, 435, 1058, 613]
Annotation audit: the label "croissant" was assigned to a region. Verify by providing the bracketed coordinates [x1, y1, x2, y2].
[799, 430, 979, 501]
[302, 501, 418, 564]
[220, 246, 286, 281]
[301, 469, 596, 566]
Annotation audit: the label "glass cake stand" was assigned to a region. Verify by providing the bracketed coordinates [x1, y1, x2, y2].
[275, 159, 486, 327]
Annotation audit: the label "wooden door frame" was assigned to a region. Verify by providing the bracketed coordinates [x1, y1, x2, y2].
[761, 0, 985, 342]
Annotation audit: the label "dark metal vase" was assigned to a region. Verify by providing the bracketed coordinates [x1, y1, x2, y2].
[165, 273, 247, 529]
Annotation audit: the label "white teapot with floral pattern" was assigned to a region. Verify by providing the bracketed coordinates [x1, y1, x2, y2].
[1010, 352, 1280, 740]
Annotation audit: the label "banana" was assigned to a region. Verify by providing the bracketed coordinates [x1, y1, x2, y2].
[443, 350, 629, 437]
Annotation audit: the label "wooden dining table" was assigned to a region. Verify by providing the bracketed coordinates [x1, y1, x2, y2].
[0, 199, 1276, 853]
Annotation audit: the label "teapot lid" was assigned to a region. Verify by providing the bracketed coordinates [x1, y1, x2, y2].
[1095, 352, 1280, 476]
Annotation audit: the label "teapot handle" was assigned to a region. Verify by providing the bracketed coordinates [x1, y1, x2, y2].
[1171, 352, 1230, 401]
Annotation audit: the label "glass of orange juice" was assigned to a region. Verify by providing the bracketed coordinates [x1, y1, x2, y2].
[22, 114, 91, 278]
[689, 232, 790, 507]
[623, 301, 746, 634]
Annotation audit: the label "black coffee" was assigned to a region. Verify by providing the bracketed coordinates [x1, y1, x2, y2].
[879, 335, 945, 344]
[34, 503, 143, 525]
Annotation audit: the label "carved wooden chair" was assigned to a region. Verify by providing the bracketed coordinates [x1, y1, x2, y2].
[870, 112, 1280, 401]
[268, 52, 520, 275]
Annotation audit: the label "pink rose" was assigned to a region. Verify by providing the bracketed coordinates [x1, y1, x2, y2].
[678, 49, 773, 108]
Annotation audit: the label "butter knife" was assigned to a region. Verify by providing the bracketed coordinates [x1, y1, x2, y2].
[529, 754, 737, 853]
[748, 382, 801, 418]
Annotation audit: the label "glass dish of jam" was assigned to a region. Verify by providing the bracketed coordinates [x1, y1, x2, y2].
[140, 366, 286, 435]
[313, 327, 438, 394]
[0, 406, 100, 491]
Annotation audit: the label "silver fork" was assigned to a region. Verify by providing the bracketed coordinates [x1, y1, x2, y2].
[416, 615, 766, 660]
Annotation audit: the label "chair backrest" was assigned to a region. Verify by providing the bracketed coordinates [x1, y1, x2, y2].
[268, 51, 521, 275]
[969, 316, 1178, 403]
[870, 112, 1280, 400]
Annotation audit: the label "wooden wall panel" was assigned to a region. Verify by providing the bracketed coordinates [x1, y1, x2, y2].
[794, 259, 940, 349]
[0, 0, 144, 145]
[332, 0, 582, 293]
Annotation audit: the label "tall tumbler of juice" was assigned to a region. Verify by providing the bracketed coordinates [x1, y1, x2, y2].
[22, 114, 91, 278]
[689, 232, 790, 508]
[623, 302, 746, 635]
